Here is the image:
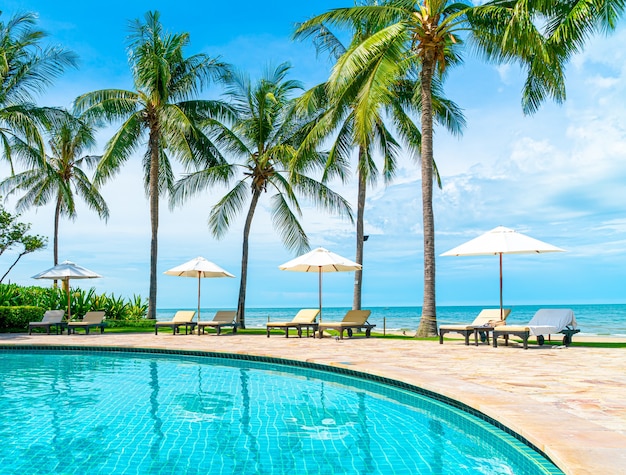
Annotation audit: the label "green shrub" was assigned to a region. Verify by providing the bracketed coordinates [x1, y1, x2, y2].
[0, 283, 149, 326]
[0, 306, 44, 331]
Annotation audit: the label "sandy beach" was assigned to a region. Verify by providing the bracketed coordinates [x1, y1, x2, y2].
[1, 331, 625, 475]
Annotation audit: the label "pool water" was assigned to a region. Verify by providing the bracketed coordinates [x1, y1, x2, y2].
[0, 350, 562, 474]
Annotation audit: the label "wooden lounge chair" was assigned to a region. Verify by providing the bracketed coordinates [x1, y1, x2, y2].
[198, 311, 238, 335]
[493, 308, 579, 349]
[317, 310, 375, 339]
[155, 310, 197, 335]
[439, 308, 511, 345]
[266, 309, 320, 338]
[67, 311, 106, 335]
[29, 310, 66, 335]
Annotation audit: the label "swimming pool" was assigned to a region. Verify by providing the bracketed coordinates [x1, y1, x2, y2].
[0, 349, 562, 474]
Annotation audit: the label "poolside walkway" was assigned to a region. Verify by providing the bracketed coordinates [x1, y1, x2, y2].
[2, 332, 625, 475]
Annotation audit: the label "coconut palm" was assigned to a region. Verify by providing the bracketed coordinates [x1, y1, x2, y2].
[74, 11, 229, 319]
[296, 0, 575, 336]
[467, 0, 625, 114]
[295, 4, 464, 310]
[0, 12, 77, 172]
[0, 111, 108, 268]
[172, 62, 353, 328]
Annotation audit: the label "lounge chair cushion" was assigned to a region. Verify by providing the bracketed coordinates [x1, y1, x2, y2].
[30, 310, 65, 325]
[202, 311, 237, 325]
[317, 310, 375, 339]
[524, 308, 576, 335]
[168, 310, 196, 324]
[499, 309, 576, 336]
[266, 309, 320, 337]
[439, 309, 510, 331]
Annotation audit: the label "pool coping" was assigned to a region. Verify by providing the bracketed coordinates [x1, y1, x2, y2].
[0, 333, 624, 475]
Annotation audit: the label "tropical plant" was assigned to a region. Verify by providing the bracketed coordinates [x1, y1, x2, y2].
[74, 11, 229, 319]
[296, 0, 575, 336]
[294, 2, 465, 310]
[0, 282, 149, 320]
[0, 11, 77, 172]
[0, 111, 108, 267]
[127, 294, 149, 319]
[172, 62, 353, 328]
[0, 282, 20, 305]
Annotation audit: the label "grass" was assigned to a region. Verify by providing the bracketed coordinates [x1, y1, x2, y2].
[20, 325, 626, 347]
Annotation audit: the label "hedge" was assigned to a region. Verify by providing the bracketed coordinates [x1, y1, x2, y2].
[0, 306, 45, 332]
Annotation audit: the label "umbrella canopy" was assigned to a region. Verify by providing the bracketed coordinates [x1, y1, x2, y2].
[441, 226, 565, 318]
[164, 256, 234, 333]
[279, 247, 361, 320]
[32, 260, 102, 321]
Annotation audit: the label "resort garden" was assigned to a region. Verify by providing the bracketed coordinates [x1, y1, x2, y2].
[0, 1, 623, 334]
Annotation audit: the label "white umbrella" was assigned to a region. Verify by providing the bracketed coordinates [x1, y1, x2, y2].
[32, 260, 102, 322]
[441, 226, 565, 319]
[164, 256, 235, 333]
[279, 247, 361, 320]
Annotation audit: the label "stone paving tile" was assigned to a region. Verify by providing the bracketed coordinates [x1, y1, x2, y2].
[2, 332, 625, 475]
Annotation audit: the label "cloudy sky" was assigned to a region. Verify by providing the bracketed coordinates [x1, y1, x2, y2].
[1, 0, 625, 311]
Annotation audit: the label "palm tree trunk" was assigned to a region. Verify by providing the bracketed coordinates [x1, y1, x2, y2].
[53, 193, 61, 288]
[54, 194, 61, 266]
[415, 55, 438, 337]
[147, 130, 160, 320]
[237, 187, 262, 329]
[353, 156, 367, 310]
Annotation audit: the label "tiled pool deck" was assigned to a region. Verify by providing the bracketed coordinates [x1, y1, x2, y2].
[1, 332, 624, 475]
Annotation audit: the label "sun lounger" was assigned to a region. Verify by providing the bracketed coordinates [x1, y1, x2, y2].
[493, 308, 579, 349]
[198, 311, 238, 335]
[155, 310, 197, 335]
[28, 310, 66, 335]
[67, 311, 106, 335]
[317, 310, 375, 339]
[266, 309, 320, 338]
[439, 308, 511, 345]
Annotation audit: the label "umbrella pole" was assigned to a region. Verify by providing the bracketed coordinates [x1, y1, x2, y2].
[197, 273, 201, 335]
[318, 268, 322, 322]
[499, 253, 503, 320]
[66, 278, 71, 322]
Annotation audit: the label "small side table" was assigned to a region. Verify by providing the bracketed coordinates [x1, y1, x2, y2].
[472, 325, 495, 346]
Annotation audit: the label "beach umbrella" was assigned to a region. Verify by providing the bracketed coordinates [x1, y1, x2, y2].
[164, 256, 235, 333]
[279, 247, 361, 321]
[441, 226, 565, 319]
[32, 260, 102, 322]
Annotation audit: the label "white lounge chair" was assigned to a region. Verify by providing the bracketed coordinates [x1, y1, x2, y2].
[29, 310, 66, 335]
[198, 311, 238, 335]
[317, 310, 375, 339]
[155, 310, 197, 335]
[439, 308, 510, 345]
[67, 311, 106, 334]
[493, 309, 579, 349]
[266, 309, 320, 338]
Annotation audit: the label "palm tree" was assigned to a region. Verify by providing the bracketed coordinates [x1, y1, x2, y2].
[172, 63, 353, 328]
[0, 12, 77, 172]
[74, 11, 229, 319]
[467, 0, 625, 114]
[0, 111, 108, 268]
[296, 0, 572, 336]
[295, 4, 464, 310]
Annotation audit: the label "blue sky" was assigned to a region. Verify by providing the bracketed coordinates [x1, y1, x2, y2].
[1, 1, 625, 311]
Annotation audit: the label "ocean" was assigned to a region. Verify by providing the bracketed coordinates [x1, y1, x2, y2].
[157, 304, 626, 337]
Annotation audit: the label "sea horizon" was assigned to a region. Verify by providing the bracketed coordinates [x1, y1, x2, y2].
[157, 303, 626, 337]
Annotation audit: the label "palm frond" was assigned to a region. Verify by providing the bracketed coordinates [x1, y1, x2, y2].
[270, 192, 310, 254]
[208, 179, 250, 239]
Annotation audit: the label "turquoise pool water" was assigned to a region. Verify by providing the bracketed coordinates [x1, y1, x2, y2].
[0, 350, 562, 474]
